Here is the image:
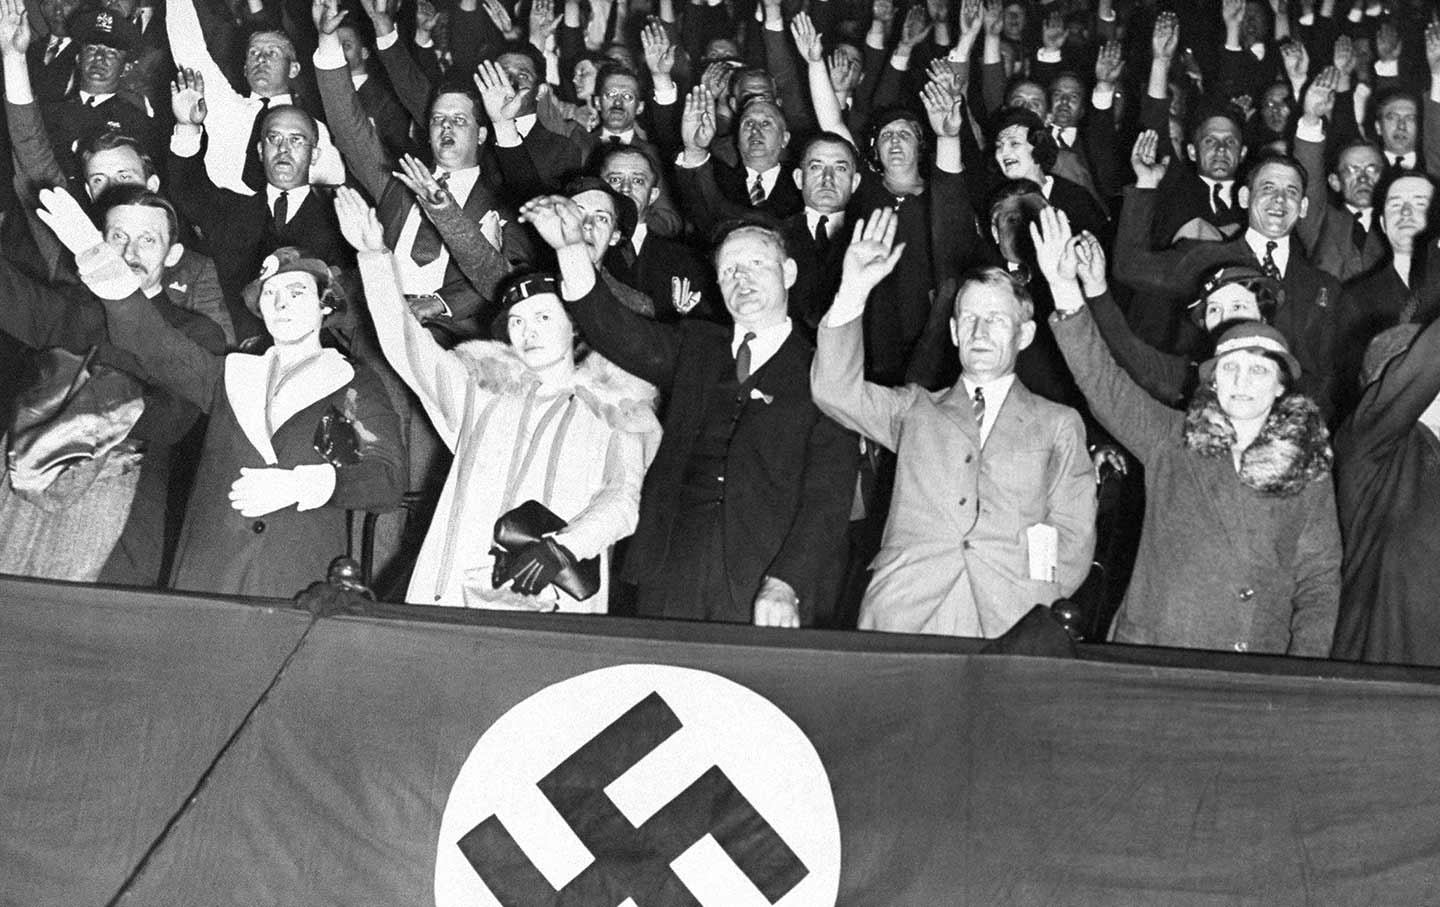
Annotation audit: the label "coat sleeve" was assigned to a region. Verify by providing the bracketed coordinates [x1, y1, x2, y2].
[1050, 303, 1182, 464]
[1086, 289, 1189, 405]
[1342, 309, 1440, 465]
[564, 267, 682, 389]
[325, 362, 407, 514]
[551, 420, 654, 562]
[811, 315, 919, 452]
[1293, 131, 1328, 256]
[1286, 477, 1342, 657]
[315, 58, 393, 203]
[1046, 404, 1099, 597]
[356, 250, 483, 450]
[100, 290, 223, 410]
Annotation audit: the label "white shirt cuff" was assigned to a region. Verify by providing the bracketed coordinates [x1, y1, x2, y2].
[1294, 118, 1325, 143]
[313, 42, 346, 70]
[170, 129, 203, 157]
[1091, 85, 1113, 110]
[653, 82, 677, 105]
[495, 127, 523, 148]
[1297, 12, 1314, 25]
[293, 463, 337, 511]
[1036, 47, 1062, 63]
[1347, 6, 1363, 20]
[676, 150, 710, 169]
[376, 29, 399, 50]
[1374, 59, 1398, 77]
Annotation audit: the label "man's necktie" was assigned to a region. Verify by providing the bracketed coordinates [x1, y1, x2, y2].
[1351, 210, 1368, 254]
[409, 172, 451, 266]
[607, 134, 622, 145]
[273, 189, 289, 227]
[1212, 182, 1229, 215]
[1261, 240, 1281, 280]
[242, 96, 272, 192]
[749, 175, 765, 206]
[1054, 127, 1071, 149]
[814, 215, 830, 251]
[83, 94, 96, 107]
[972, 386, 985, 429]
[735, 331, 756, 383]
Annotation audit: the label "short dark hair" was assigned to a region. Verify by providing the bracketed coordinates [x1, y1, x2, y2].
[1373, 88, 1419, 122]
[992, 107, 1058, 173]
[94, 184, 179, 245]
[1244, 150, 1307, 191]
[797, 131, 860, 171]
[595, 63, 641, 97]
[259, 104, 319, 143]
[710, 219, 790, 266]
[497, 40, 545, 79]
[80, 131, 156, 180]
[1187, 98, 1245, 146]
[954, 265, 1035, 321]
[1328, 137, 1384, 177]
[426, 79, 485, 126]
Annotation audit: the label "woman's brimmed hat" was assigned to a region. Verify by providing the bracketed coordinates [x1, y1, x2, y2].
[242, 247, 340, 315]
[491, 272, 562, 342]
[1198, 322, 1301, 385]
[1187, 264, 1281, 325]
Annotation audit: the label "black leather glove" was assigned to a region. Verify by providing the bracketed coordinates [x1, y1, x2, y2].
[498, 537, 576, 597]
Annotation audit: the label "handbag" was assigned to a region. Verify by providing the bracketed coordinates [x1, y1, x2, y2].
[7, 347, 145, 499]
[490, 500, 600, 601]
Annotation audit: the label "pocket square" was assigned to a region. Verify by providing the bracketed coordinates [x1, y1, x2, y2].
[749, 388, 774, 404]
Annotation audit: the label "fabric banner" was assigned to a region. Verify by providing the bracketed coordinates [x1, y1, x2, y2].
[6, 577, 1440, 905]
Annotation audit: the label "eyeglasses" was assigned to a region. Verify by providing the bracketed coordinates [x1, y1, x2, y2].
[429, 114, 473, 129]
[263, 133, 312, 151]
[601, 89, 638, 103]
[1339, 163, 1383, 179]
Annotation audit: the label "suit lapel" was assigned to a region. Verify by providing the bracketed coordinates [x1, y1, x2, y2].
[224, 348, 355, 464]
[983, 381, 1032, 452]
[937, 380, 984, 450]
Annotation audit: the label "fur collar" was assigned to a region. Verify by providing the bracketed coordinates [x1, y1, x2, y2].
[451, 340, 660, 434]
[1182, 389, 1332, 497]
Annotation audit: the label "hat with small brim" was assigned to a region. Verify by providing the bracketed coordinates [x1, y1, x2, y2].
[242, 248, 335, 315]
[1187, 264, 1280, 324]
[1198, 322, 1301, 385]
[491, 272, 562, 342]
[72, 9, 138, 53]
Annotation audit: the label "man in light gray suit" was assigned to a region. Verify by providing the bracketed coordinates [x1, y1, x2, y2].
[811, 208, 1096, 637]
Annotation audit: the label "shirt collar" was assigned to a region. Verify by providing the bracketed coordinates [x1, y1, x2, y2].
[250, 91, 294, 105]
[515, 113, 538, 138]
[731, 317, 793, 370]
[434, 165, 482, 205]
[1244, 228, 1290, 275]
[351, 72, 369, 91]
[266, 183, 311, 217]
[79, 90, 115, 105]
[630, 221, 648, 254]
[804, 207, 844, 236]
[601, 128, 635, 144]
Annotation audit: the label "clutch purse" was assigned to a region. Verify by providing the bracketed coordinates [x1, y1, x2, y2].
[491, 500, 600, 601]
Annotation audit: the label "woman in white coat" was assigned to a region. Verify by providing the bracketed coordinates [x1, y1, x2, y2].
[335, 187, 660, 611]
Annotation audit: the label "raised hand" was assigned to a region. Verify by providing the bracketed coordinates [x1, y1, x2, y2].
[0, 0, 31, 58]
[700, 61, 730, 100]
[518, 194, 586, 250]
[897, 5, 932, 49]
[1376, 20, 1400, 62]
[474, 59, 523, 123]
[393, 154, 455, 208]
[981, 0, 1001, 37]
[171, 68, 208, 127]
[1073, 229, 1107, 295]
[334, 185, 387, 254]
[1332, 33, 1354, 74]
[1129, 129, 1170, 188]
[957, 0, 981, 43]
[790, 11, 824, 64]
[481, 0, 521, 40]
[1301, 66, 1338, 121]
[921, 76, 964, 137]
[1094, 39, 1123, 85]
[1222, 0, 1245, 31]
[1029, 205, 1078, 288]
[311, 0, 348, 35]
[414, 0, 439, 36]
[1151, 11, 1178, 60]
[529, 0, 560, 51]
[872, 0, 896, 30]
[680, 84, 716, 154]
[641, 21, 674, 75]
[1041, 11, 1064, 51]
[1426, 18, 1440, 75]
[828, 50, 860, 92]
[841, 208, 906, 296]
[36, 186, 103, 254]
[1280, 39, 1309, 85]
[357, 0, 395, 31]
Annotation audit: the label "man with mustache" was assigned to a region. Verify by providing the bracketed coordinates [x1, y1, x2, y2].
[166, 67, 346, 343]
[0, 186, 225, 584]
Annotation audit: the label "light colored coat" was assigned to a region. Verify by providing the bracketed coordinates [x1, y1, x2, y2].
[812, 317, 1097, 637]
[358, 253, 660, 610]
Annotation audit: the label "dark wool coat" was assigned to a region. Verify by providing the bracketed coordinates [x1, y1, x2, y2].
[1054, 306, 1341, 656]
[101, 290, 405, 599]
[1333, 316, 1440, 666]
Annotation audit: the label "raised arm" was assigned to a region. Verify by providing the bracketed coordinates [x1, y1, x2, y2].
[313, 7, 393, 202]
[0, 0, 64, 193]
[363, 0, 433, 130]
[811, 209, 917, 450]
[1426, 21, 1440, 175]
[792, 12, 852, 143]
[1293, 68, 1338, 254]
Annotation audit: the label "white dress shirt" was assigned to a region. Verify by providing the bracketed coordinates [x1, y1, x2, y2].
[744, 164, 783, 201]
[732, 318, 793, 375]
[962, 373, 1017, 446]
[266, 184, 312, 223]
[395, 165, 484, 295]
[1245, 228, 1291, 278]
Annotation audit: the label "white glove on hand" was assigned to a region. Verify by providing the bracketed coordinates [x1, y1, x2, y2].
[36, 186, 103, 253]
[228, 464, 336, 518]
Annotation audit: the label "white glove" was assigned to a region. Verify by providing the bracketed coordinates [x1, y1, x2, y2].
[36, 186, 103, 254]
[228, 464, 336, 518]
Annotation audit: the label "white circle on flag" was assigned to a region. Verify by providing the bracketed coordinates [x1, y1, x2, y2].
[434, 663, 841, 906]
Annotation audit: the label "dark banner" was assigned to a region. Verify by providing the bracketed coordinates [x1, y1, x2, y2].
[6, 577, 1440, 906]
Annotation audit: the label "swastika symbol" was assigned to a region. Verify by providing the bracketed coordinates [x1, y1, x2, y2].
[458, 691, 810, 905]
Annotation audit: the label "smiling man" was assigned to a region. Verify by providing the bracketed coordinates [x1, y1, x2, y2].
[527, 194, 856, 628]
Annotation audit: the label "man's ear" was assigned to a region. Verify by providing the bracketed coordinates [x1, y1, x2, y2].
[783, 256, 797, 289]
[792, 168, 803, 191]
[1186, 142, 1198, 164]
[1016, 319, 1036, 352]
[1298, 197, 1309, 220]
[850, 171, 862, 193]
[647, 186, 660, 206]
[287, 61, 301, 80]
[164, 242, 185, 269]
[145, 174, 160, 191]
[1327, 173, 1342, 194]
[636, 99, 644, 117]
[477, 125, 489, 147]
[1237, 185, 1251, 209]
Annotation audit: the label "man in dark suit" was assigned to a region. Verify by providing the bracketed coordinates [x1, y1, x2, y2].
[1116, 142, 1340, 417]
[778, 132, 860, 337]
[1294, 72, 1389, 284]
[41, 9, 159, 170]
[25, 0, 81, 102]
[1332, 172, 1438, 420]
[1374, 91, 1423, 174]
[315, 8, 529, 331]
[674, 86, 803, 236]
[597, 144, 717, 321]
[525, 194, 856, 627]
[1149, 103, 1249, 248]
[169, 70, 345, 342]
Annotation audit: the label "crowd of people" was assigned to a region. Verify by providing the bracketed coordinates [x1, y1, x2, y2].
[0, 0, 1438, 664]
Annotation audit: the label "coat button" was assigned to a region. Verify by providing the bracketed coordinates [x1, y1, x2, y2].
[252, 520, 266, 534]
[962, 540, 972, 549]
[958, 497, 967, 506]
[1233, 642, 1249, 653]
[1238, 587, 1254, 600]
[964, 454, 974, 464]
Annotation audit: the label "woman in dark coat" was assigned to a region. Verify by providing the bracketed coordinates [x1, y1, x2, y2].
[1332, 319, 1440, 666]
[1038, 209, 1341, 656]
[42, 187, 405, 598]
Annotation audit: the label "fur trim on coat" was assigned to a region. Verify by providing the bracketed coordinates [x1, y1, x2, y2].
[1182, 389, 1332, 497]
[450, 340, 661, 435]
